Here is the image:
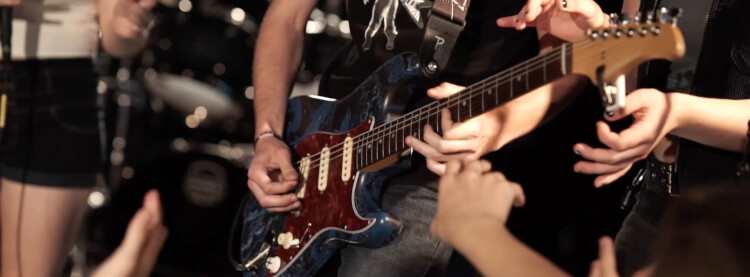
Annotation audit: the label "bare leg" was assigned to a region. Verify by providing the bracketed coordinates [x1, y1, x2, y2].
[1, 179, 90, 277]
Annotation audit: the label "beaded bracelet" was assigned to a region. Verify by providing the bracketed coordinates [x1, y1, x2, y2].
[254, 131, 283, 144]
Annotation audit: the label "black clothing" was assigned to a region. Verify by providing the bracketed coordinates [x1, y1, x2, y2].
[0, 59, 101, 187]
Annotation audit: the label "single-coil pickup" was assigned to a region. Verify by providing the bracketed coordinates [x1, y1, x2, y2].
[342, 137, 353, 182]
[318, 147, 330, 193]
[297, 156, 311, 199]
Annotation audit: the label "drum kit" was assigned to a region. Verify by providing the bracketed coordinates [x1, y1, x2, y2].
[80, 1, 350, 275]
[85, 1, 266, 276]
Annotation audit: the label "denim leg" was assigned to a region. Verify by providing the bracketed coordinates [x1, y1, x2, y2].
[615, 180, 671, 277]
[338, 183, 452, 277]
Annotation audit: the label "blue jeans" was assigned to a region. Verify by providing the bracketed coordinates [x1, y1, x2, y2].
[338, 181, 452, 277]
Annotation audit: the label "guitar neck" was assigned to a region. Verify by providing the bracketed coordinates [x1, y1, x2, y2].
[354, 44, 573, 171]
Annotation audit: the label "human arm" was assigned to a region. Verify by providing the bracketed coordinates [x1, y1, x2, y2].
[97, 0, 156, 57]
[574, 89, 750, 186]
[91, 189, 167, 277]
[406, 75, 587, 175]
[430, 160, 568, 277]
[246, 0, 318, 212]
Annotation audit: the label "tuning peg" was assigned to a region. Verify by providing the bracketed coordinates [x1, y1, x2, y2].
[609, 13, 619, 27]
[669, 8, 683, 25]
[619, 13, 632, 25]
[634, 12, 641, 24]
[657, 7, 669, 23]
[645, 13, 654, 24]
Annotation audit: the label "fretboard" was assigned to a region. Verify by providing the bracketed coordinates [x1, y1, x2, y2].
[354, 44, 573, 170]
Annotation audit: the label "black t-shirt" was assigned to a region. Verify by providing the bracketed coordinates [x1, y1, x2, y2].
[320, 0, 539, 99]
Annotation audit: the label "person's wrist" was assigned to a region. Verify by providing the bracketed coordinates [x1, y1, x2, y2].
[254, 131, 283, 144]
[666, 92, 687, 135]
[442, 217, 506, 250]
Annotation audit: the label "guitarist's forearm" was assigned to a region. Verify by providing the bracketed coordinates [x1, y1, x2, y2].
[252, 0, 317, 136]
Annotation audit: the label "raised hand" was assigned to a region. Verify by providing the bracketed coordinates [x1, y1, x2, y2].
[111, 0, 156, 39]
[496, 0, 609, 42]
[574, 88, 676, 187]
[430, 160, 525, 245]
[247, 136, 301, 212]
[91, 189, 168, 277]
[406, 82, 507, 175]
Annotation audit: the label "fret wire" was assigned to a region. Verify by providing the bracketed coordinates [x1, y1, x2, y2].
[339, 45, 573, 169]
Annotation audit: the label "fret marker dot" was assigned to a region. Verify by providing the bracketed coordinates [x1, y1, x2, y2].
[462, 101, 466, 106]
[379, 139, 382, 143]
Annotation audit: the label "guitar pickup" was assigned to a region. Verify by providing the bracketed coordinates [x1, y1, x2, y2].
[341, 137, 353, 182]
[297, 156, 311, 199]
[318, 147, 330, 193]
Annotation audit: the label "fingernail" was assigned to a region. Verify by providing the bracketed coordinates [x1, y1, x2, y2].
[573, 149, 580, 155]
[605, 111, 615, 117]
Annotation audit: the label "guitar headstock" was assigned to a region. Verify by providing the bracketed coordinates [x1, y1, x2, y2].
[571, 12, 685, 86]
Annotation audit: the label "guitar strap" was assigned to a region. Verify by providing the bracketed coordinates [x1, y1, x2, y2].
[418, 0, 472, 77]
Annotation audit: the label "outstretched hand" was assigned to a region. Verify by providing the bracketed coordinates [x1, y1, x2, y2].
[407, 83, 507, 175]
[430, 160, 525, 246]
[574, 89, 677, 187]
[496, 0, 609, 42]
[92, 189, 168, 277]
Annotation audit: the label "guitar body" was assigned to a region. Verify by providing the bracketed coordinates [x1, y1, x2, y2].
[241, 53, 429, 277]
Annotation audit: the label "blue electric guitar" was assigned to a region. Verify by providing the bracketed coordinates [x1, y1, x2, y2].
[237, 18, 685, 277]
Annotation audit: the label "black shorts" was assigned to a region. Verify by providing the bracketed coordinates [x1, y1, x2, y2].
[0, 59, 102, 187]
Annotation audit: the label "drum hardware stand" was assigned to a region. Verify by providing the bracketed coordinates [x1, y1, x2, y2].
[109, 58, 140, 191]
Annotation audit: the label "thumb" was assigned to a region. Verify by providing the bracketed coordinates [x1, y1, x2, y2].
[604, 89, 657, 122]
[117, 209, 152, 257]
[511, 182, 526, 207]
[427, 82, 466, 100]
[278, 158, 299, 183]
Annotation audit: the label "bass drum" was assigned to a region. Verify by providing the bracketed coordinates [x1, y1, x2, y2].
[88, 144, 253, 277]
[133, 0, 267, 143]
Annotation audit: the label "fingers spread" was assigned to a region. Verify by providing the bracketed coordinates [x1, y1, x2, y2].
[574, 143, 648, 166]
[423, 125, 477, 153]
[594, 165, 632, 187]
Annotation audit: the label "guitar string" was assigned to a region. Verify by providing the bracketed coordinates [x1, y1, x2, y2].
[293, 31, 654, 170]
[303, 29, 658, 168]
[298, 45, 575, 170]
[294, 46, 573, 170]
